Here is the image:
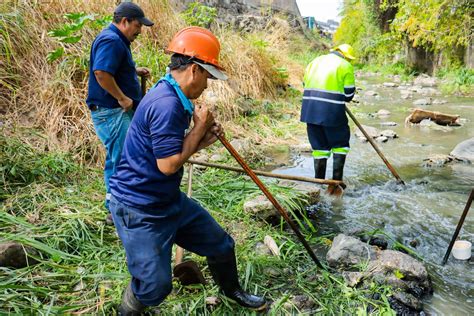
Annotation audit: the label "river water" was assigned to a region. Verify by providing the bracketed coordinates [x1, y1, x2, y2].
[273, 75, 473, 315]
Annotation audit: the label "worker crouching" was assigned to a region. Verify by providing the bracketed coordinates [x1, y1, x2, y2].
[109, 27, 267, 314]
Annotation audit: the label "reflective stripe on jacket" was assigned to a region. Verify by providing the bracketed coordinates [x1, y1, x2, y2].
[300, 52, 355, 126]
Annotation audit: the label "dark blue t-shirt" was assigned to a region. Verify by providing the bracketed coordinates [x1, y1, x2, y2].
[109, 81, 191, 208]
[86, 24, 142, 109]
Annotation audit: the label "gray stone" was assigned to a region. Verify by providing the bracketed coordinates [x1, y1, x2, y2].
[368, 250, 432, 295]
[0, 242, 39, 268]
[243, 195, 276, 220]
[413, 98, 432, 106]
[342, 271, 364, 287]
[365, 90, 378, 97]
[255, 242, 272, 256]
[422, 154, 462, 167]
[414, 75, 437, 87]
[450, 137, 474, 162]
[392, 291, 423, 311]
[326, 234, 378, 270]
[355, 125, 380, 140]
[383, 82, 398, 87]
[432, 99, 447, 104]
[380, 121, 398, 127]
[419, 119, 454, 132]
[377, 109, 391, 116]
[376, 136, 388, 143]
[380, 130, 398, 139]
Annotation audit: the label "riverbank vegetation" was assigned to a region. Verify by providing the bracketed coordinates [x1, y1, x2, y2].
[335, 0, 473, 93]
[0, 131, 396, 314]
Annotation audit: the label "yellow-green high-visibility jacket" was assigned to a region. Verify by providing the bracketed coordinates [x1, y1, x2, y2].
[300, 52, 355, 126]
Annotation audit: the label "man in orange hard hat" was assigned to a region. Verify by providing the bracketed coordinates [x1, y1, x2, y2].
[109, 27, 267, 314]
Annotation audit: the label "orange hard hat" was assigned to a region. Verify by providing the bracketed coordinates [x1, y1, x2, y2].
[166, 27, 224, 70]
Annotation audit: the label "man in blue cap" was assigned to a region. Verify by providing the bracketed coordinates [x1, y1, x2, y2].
[86, 2, 153, 224]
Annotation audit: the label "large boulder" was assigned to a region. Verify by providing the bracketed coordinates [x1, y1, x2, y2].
[327, 234, 432, 313]
[326, 234, 378, 270]
[450, 138, 474, 162]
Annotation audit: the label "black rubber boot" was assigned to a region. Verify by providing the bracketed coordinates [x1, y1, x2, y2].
[207, 251, 267, 311]
[118, 283, 146, 316]
[313, 158, 327, 179]
[333, 154, 346, 183]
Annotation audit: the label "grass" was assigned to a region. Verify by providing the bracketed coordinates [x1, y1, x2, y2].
[0, 132, 395, 314]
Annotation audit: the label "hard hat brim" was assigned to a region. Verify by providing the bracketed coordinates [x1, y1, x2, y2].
[194, 61, 228, 81]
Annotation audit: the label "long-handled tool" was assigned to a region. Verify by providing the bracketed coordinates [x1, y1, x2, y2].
[173, 164, 206, 285]
[346, 105, 405, 185]
[441, 188, 474, 265]
[188, 159, 344, 186]
[218, 134, 325, 269]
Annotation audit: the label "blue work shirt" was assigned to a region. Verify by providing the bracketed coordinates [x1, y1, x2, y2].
[86, 24, 142, 109]
[110, 81, 191, 208]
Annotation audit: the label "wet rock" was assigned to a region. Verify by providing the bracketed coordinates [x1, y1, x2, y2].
[422, 154, 466, 167]
[413, 98, 432, 106]
[432, 99, 447, 104]
[355, 125, 380, 140]
[380, 130, 398, 139]
[450, 137, 474, 162]
[409, 240, 419, 248]
[326, 234, 378, 270]
[368, 250, 432, 295]
[408, 85, 423, 93]
[418, 119, 454, 132]
[414, 74, 437, 87]
[0, 242, 39, 268]
[377, 109, 391, 117]
[380, 121, 398, 127]
[365, 90, 378, 97]
[376, 136, 388, 143]
[355, 126, 397, 142]
[383, 82, 398, 87]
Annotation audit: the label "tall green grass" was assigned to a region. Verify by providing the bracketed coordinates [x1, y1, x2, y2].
[0, 132, 394, 314]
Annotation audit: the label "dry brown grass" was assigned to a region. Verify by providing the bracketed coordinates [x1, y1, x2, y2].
[1, 0, 306, 164]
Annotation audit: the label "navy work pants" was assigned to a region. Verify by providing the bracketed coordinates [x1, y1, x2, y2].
[110, 192, 235, 306]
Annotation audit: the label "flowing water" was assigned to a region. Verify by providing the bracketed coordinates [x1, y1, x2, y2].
[272, 75, 473, 315]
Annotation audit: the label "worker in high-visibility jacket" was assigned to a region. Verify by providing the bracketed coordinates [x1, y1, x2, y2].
[300, 44, 355, 189]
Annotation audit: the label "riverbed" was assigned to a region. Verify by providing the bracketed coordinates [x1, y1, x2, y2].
[273, 74, 473, 315]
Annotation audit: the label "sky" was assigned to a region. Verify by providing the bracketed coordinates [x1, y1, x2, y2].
[296, 0, 344, 22]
